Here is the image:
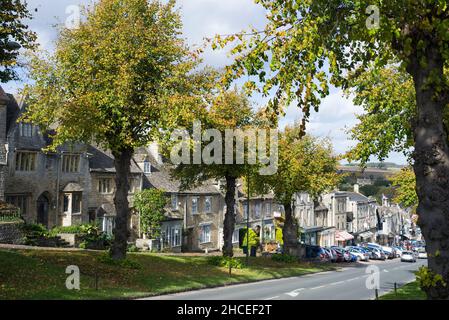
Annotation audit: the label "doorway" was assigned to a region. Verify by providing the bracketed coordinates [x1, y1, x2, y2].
[37, 193, 50, 227]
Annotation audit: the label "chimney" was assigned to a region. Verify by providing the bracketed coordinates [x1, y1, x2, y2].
[353, 183, 359, 194]
[148, 141, 162, 165]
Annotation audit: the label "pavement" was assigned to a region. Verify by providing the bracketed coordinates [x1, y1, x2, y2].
[143, 258, 427, 300]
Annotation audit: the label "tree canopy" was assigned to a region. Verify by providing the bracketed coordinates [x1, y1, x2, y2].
[0, 0, 36, 82]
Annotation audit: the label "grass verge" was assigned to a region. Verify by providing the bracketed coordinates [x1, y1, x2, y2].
[0, 249, 335, 299]
[379, 281, 426, 300]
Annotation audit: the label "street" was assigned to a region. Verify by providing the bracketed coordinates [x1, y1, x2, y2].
[145, 259, 427, 300]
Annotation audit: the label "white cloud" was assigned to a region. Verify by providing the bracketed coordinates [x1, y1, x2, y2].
[2, 0, 406, 164]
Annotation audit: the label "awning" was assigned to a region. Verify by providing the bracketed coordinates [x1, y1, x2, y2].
[336, 230, 354, 241]
[358, 231, 374, 239]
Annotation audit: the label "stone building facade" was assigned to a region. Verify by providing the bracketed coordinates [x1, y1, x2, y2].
[1, 94, 143, 231]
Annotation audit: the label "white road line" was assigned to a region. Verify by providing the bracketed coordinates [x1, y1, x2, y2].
[264, 296, 279, 300]
[310, 285, 326, 290]
[285, 288, 305, 297]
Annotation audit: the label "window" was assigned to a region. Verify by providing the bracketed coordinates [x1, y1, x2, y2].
[62, 154, 80, 173]
[5, 195, 28, 215]
[15, 152, 37, 171]
[128, 178, 138, 193]
[72, 193, 82, 213]
[169, 227, 181, 247]
[232, 228, 239, 243]
[19, 123, 33, 137]
[191, 197, 198, 215]
[200, 224, 211, 243]
[243, 203, 248, 219]
[98, 178, 112, 194]
[63, 193, 82, 214]
[143, 160, 151, 173]
[204, 196, 212, 213]
[265, 203, 271, 217]
[255, 202, 261, 219]
[63, 194, 70, 212]
[171, 194, 178, 210]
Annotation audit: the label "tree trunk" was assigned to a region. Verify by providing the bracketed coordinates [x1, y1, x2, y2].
[282, 202, 298, 255]
[110, 148, 133, 260]
[222, 175, 236, 257]
[408, 45, 449, 299]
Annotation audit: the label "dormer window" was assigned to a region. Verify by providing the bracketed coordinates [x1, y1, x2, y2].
[143, 159, 151, 173]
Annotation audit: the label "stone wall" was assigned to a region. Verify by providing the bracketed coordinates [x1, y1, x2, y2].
[0, 221, 24, 244]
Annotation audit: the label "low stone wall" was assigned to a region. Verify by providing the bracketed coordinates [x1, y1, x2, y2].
[0, 221, 24, 244]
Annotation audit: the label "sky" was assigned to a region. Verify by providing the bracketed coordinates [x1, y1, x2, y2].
[2, 0, 407, 165]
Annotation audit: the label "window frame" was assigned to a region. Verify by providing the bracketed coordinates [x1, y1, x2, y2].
[200, 224, 211, 244]
[191, 197, 198, 215]
[15, 151, 37, 172]
[204, 196, 212, 213]
[62, 154, 80, 173]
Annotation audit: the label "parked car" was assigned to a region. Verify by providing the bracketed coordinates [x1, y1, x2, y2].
[418, 247, 427, 259]
[382, 246, 396, 259]
[347, 247, 369, 261]
[331, 247, 350, 262]
[401, 251, 416, 262]
[393, 246, 404, 257]
[366, 247, 386, 260]
[323, 247, 337, 263]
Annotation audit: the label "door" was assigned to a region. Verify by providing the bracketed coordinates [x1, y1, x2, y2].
[36, 194, 50, 227]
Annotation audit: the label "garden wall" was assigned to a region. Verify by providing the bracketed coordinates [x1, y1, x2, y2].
[0, 221, 24, 244]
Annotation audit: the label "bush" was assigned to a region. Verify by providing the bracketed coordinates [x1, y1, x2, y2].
[271, 253, 297, 263]
[127, 244, 140, 253]
[49, 223, 101, 237]
[207, 256, 244, 269]
[19, 223, 49, 245]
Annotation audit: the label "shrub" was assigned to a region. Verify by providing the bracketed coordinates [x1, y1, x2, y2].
[207, 256, 244, 269]
[271, 253, 297, 263]
[127, 244, 140, 253]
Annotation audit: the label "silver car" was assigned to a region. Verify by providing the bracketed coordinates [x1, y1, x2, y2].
[401, 251, 416, 262]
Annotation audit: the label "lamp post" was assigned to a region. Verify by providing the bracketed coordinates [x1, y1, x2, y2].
[246, 172, 250, 265]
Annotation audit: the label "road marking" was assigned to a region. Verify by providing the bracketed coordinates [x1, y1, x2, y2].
[383, 269, 389, 273]
[264, 296, 279, 300]
[310, 285, 326, 290]
[285, 288, 305, 297]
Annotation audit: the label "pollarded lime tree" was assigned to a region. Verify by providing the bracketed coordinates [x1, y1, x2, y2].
[22, 0, 210, 260]
[0, 0, 36, 82]
[215, 1, 449, 299]
[251, 125, 340, 254]
[170, 89, 260, 257]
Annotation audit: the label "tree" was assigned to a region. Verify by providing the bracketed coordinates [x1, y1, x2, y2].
[22, 0, 208, 260]
[251, 126, 340, 254]
[390, 167, 418, 213]
[0, 0, 36, 82]
[216, 1, 449, 299]
[170, 89, 258, 257]
[134, 189, 168, 239]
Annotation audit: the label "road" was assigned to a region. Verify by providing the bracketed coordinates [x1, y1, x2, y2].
[144, 258, 427, 300]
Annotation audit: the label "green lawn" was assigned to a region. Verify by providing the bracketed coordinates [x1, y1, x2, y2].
[380, 281, 426, 300]
[0, 249, 335, 299]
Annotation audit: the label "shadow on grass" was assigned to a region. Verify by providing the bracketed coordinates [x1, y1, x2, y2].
[0, 249, 335, 300]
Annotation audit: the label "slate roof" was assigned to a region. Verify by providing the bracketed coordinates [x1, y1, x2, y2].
[145, 170, 220, 194]
[87, 145, 142, 174]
